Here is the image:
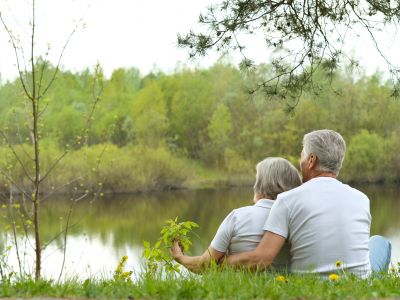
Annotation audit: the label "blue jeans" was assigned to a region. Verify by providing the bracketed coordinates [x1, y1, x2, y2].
[369, 235, 392, 273]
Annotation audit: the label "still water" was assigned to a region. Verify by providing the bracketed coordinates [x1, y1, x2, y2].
[2, 185, 400, 279]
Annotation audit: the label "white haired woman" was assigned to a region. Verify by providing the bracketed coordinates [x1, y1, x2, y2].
[172, 157, 302, 273]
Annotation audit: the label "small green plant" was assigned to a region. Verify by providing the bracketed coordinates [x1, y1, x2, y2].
[113, 255, 133, 283]
[0, 245, 13, 282]
[142, 217, 199, 275]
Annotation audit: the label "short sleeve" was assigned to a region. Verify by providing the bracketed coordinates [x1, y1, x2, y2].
[210, 210, 236, 253]
[263, 197, 290, 239]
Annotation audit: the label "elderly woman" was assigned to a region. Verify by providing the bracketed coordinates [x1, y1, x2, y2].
[172, 157, 302, 273]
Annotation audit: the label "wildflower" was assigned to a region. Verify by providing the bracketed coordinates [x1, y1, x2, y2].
[328, 273, 340, 282]
[275, 275, 288, 283]
[335, 260, 342, 268]
[114, 255, 133, 283]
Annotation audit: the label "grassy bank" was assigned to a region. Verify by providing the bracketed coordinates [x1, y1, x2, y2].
[0, 141, 399, 195]
[1, 269, 400, 299]
[0, 142, 254, 194]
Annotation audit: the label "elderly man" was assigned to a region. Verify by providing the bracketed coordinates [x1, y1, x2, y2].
[225, 129, 391, 276]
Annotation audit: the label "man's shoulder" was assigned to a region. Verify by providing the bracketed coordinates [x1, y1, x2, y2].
[276, 182, 310, 200]
[277, 178, 369, 201]
[340, 182, 369, 201]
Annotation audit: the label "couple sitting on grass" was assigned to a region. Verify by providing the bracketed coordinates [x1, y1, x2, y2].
[172, 129, 392, 277]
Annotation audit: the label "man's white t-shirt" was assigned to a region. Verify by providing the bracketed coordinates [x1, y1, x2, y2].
[211, 199, 290, 269]
[264, 177, 371, 277]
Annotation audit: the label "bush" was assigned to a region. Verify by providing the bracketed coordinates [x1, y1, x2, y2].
[224, 148, 253, 176]
[0, 143, 193, 193]
[341, 130, 386, 183]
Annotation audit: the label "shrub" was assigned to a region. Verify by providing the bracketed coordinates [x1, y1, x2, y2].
[341, 130, 386, 183]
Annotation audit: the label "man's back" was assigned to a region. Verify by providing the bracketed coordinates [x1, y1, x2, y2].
[264, 177, 371, 277]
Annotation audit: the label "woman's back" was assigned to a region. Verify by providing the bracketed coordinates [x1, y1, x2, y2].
[211, 199, 290, 269]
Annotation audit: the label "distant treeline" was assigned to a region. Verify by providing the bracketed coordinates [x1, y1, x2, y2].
[0, 61, 399, 192]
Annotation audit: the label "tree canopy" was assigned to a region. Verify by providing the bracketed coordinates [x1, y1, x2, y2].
[1, 61, 399, 183]
[178, 0, 400, 99]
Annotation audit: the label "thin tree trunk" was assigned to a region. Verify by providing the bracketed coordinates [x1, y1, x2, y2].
[30, 0, 41, 281]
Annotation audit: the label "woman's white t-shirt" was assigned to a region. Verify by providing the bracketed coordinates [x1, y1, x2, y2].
[210, 199, 290, 269]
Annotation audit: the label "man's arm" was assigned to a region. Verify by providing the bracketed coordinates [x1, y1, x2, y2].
[225, 231, 286, 270]
[172, 241, 225, 274]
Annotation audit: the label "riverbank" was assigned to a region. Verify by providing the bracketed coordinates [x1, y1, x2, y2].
[0, 143, 255, 195]
[0, 142, 399, 195]
[1, 269, 400, 299]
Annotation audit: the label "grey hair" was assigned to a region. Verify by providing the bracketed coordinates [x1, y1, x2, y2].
[253, 157, 302, 199]
[302, 129, 346, 175]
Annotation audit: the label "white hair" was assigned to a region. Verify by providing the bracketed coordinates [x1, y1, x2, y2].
[302, 129, 346, 175]
[253, 157, 302, 199]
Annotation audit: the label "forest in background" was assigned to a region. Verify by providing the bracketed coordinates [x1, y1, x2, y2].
[0, 60, 399, 193]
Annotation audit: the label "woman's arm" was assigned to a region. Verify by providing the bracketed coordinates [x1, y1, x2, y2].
[171, 241, 225, 274]
[172, 210, 235, 273]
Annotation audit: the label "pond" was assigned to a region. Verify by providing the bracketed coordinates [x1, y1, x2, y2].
[1, 184, 399, 279]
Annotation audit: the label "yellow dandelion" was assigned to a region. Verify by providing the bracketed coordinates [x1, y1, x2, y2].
[328, 273, 340, 282]
[335, 260, 342, 268]
[275, 275, 286, 282]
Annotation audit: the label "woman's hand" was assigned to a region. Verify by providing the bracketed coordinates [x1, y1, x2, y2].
[171, 240, 184, 263]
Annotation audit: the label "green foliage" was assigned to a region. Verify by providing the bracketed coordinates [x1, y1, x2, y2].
[0, 269, 400, 299]
[342, 130, 386, 182]
[1, 61, 400, 187]
[206, 104, 233, 166]
[223, 148, 251, 173]
[0, 143, 192, 192]
[142, 218, 199, 275]
[132, 81, 168, 147]
[178, 0, 400, 98]
[208, 103, 232, 144]
[0, 245, 13, 282]
[113, 256, 133, 283]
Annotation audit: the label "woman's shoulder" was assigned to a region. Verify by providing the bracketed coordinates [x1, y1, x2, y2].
[232, 203, 270, 218]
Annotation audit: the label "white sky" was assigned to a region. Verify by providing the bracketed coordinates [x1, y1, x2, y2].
[0, 0, 399, 81]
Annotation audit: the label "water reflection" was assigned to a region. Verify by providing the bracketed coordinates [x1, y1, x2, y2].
[0, 185, 399, 279]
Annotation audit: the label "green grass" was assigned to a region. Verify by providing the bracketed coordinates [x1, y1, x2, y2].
[1, 269, 400, 299]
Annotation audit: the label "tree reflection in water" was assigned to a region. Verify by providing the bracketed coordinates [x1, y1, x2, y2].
[0, 185, 398, 278]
